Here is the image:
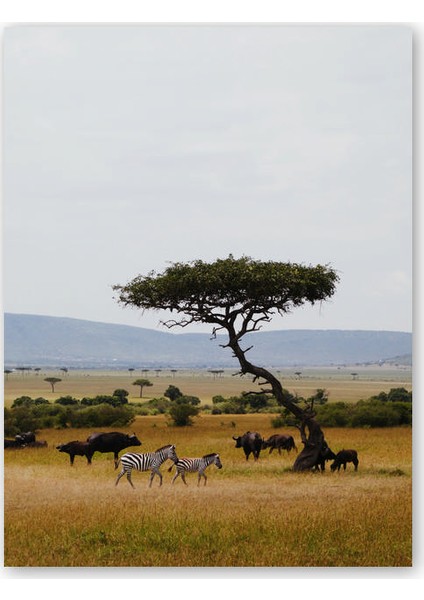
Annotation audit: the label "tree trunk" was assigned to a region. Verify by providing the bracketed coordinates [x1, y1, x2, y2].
[228, 333, 326, 471]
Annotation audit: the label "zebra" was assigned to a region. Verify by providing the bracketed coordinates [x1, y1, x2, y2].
[115, 444, 178, 488]
[168, 452, 222, 486]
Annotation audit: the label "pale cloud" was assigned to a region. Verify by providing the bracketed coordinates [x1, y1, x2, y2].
[3, 24, 412, 333]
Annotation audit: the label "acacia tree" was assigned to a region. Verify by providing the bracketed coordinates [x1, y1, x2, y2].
[132, 378, 153, 398]
[44, 377, 62, 393]
[114, 256, 339, 471]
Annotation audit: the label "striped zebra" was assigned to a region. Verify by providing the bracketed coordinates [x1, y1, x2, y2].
[115, 444, 178, 488]
[168, 453, 222, 486]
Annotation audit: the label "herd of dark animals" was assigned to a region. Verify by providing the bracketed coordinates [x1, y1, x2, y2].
[5, 429, 359, 483]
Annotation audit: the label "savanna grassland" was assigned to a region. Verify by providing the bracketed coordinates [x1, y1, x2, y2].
[4, 368, 413, 568]
[3, 365, 412, 406]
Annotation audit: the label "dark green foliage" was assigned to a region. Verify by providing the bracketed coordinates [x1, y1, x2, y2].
[372, 387, 412, 403]
[136, 397, 173, 414]
[168, 403, 199, 426]
[271, 390, 412, 428]
[5, 394, 136, 434]
[66, 405, 135, 428]
[112, 389, 129, 404]
[55, 396, 79, 406]
[12, 396, 35, 407]
[308, 388, 329, 405]
[114, 256, 339, 324]
[175, 394, 200, 406]
[164, 385, 183, 401]
[80, 394, 129, 407]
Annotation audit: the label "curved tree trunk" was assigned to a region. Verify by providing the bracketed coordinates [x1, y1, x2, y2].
[228, 333, 326, 471]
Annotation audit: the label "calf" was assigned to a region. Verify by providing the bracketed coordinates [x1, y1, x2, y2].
[330, 449, 359, 472]
[313, 445, 337, 472]
[56, 441, 94, 466]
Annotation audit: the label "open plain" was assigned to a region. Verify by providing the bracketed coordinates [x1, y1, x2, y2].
[4, 368, 413, 567]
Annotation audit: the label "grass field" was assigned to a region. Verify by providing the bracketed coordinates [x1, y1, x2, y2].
[3, 365, 412, 406]
[4, 411, 412, 567]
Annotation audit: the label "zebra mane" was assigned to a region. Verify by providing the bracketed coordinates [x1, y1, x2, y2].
[155, 444, 174, 452]
[203, 453, 218, 459]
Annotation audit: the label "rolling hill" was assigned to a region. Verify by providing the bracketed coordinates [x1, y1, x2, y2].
[3, 313, 412, 369]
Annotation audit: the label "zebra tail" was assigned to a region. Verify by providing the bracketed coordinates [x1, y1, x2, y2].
[168, 463, 175, 472]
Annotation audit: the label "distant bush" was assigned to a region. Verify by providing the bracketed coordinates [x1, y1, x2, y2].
[5, 395, 135, 433]
[67, 404, 135, 428]
[270, 389, 412, 429]
[134, 397, 173, 415]
[168, 403, 199, 426]
[55, 396, 79, 406]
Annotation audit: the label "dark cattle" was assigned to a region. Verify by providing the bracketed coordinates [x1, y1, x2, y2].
[331, 449, 359, 472]
[313, 445, 337, 472]
[262, 434, 297, 455]
[57, 441, 94, 465]
[5, 439, 26, 449]
[15, 431, 36, 444]
[233, 431, 263, 461]
[87, 432, 142, 468]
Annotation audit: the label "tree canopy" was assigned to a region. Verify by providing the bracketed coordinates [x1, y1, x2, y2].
[114, 255, 338, 334]
[114, 255, 339, 471]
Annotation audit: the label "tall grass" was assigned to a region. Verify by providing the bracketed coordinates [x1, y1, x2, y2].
[4, 415, 412, 567]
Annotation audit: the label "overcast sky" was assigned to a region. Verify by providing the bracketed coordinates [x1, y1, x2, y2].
[3, 24, 412, 333]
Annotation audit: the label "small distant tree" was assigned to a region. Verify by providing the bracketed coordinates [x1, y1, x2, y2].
[113, 389, 129, 404]
[44, 377, 62, 393]
[132, 378, 153, 398]
[307, 388, 329, 406]
[164, 385, 183, 401]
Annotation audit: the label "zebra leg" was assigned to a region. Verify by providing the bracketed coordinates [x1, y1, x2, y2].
[149, 469, 162, 487]
[181, 472, 188, 486]
[115, 468, 126, 487]
[126, 469, 135, 489]
[172, 471, 180, 484]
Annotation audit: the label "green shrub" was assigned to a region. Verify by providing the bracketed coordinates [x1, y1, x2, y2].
[168, 403, 199, 426]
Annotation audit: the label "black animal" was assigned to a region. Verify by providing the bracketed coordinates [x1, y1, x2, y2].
[262, 434, 297, 455]
[313, 445, 337, 472]
[4, 439, 27, 449]
[233, 431, 263, 461]
[15, 431, 36, 444]
[86, 432, 142, 468]
[331, 449, 359, 472]
[57, 441, 94, 465]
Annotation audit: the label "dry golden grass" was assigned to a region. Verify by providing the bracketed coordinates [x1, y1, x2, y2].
[3, 366, 412, 406]
[4, 414, 412, 567]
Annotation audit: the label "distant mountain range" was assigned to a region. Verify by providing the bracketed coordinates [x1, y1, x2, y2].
[3, 313, 412, 369]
